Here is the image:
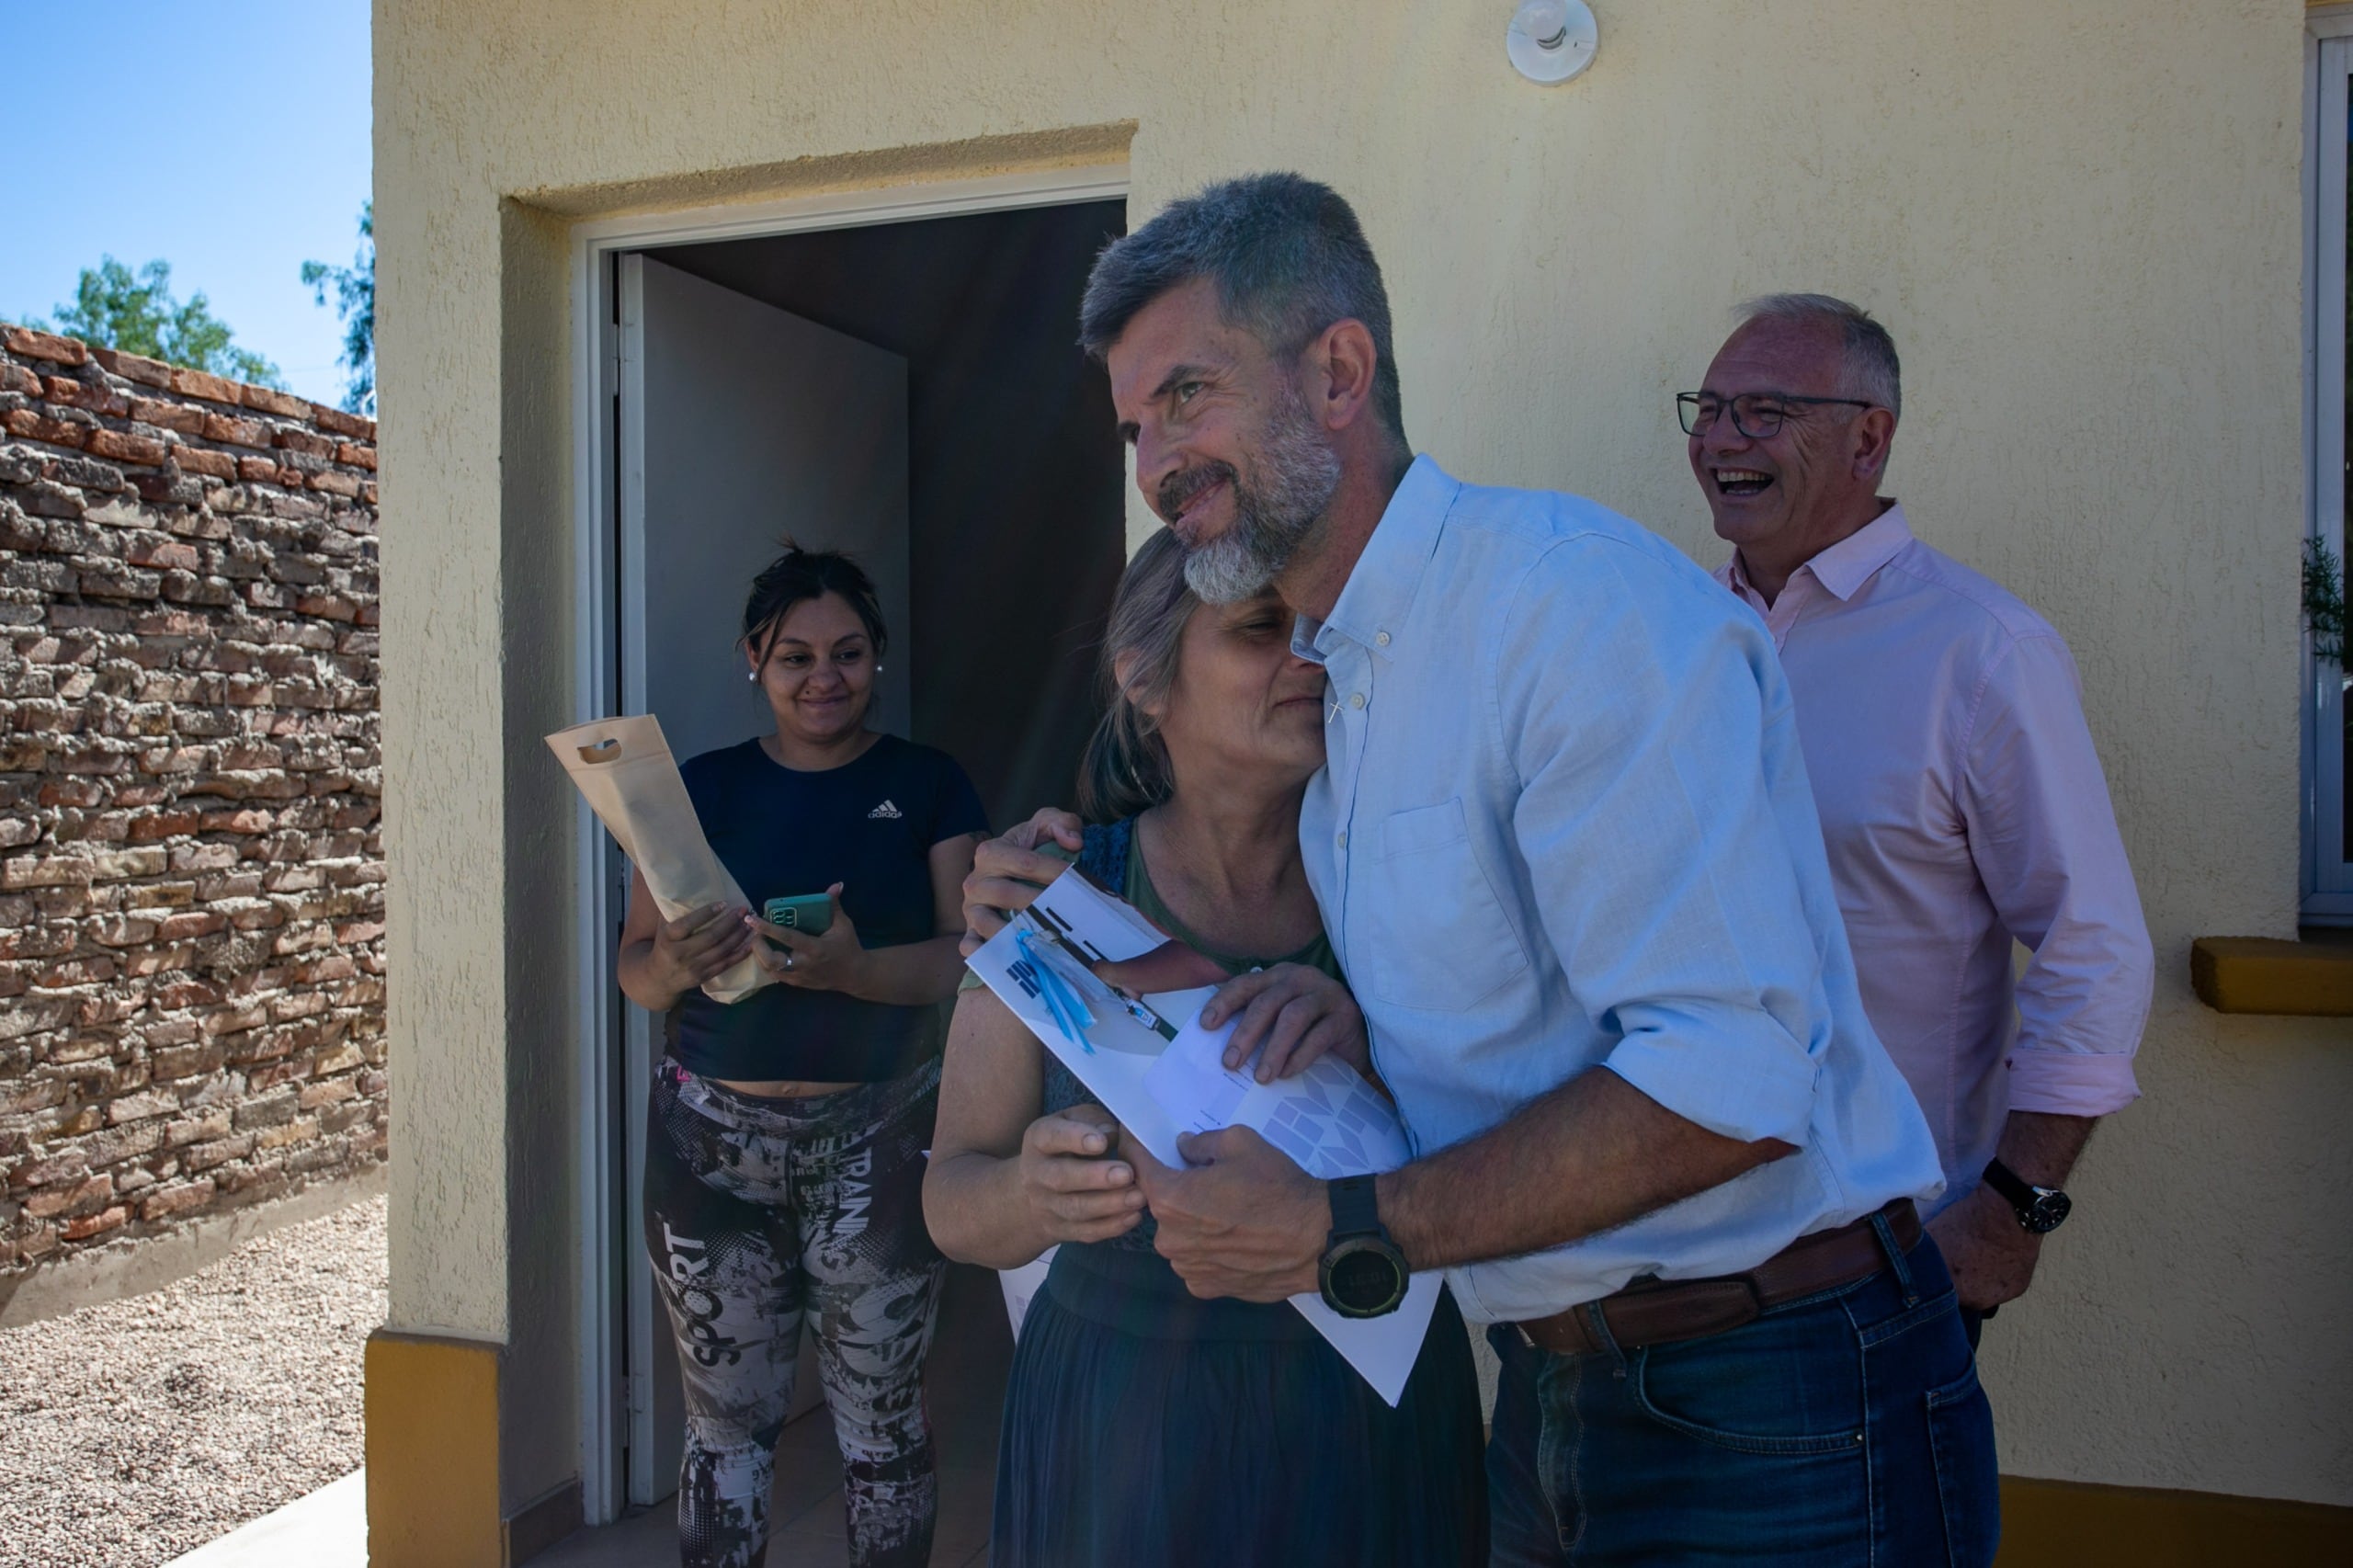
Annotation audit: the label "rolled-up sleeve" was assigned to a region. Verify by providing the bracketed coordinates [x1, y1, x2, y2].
[1959, 635, 2151, 1116]
[1500, 541, 1835, 1146]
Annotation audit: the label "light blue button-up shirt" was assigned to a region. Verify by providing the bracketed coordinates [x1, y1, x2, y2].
[1296, 457, 1944, 1324]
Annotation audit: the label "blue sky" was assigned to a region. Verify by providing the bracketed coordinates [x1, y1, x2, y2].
[0, 2, 371, 404]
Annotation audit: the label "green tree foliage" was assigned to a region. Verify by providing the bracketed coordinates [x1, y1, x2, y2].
[302, 202, 374, 416]
[36, 257, 283, 388]
[2308, 536, 2348, 669]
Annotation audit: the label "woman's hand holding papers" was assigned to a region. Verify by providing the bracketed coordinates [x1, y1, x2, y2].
[1018, 1104, 1147, 1244]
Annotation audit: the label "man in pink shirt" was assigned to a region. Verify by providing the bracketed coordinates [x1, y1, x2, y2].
[1684, 294, 2154, 1342]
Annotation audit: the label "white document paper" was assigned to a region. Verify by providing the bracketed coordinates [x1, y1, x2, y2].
[963, 868, 1438, 1405]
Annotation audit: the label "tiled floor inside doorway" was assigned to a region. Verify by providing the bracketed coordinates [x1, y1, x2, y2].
[537, 1263, 1010, 1567]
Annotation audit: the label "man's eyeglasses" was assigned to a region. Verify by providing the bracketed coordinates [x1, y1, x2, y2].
[1676, 392, 1876, 439]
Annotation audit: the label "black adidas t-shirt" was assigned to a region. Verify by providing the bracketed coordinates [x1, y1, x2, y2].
[670, 733, 988, 1082]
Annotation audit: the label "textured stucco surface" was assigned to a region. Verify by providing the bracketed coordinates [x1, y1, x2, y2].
[377, 0, 2349, 1508]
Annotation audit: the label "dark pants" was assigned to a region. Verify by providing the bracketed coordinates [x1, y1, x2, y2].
[1485, 1227, 1999, 1566]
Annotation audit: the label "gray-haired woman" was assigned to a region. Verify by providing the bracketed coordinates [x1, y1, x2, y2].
[924, 529, 1484, 1566]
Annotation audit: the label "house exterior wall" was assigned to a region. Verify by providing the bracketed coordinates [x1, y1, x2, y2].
[0, 326, 385, 1322]
[373, 0, 2349, 1527]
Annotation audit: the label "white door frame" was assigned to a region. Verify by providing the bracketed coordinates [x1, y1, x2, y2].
[564, 161, 1128, 1526]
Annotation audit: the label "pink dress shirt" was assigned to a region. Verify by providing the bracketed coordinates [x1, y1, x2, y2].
[1717, 506, 2152, 1214]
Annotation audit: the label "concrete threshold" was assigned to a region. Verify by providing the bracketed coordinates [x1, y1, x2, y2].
[165, 1469, 367, 1568]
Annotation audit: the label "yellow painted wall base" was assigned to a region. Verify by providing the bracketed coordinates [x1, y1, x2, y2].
[1997, 1475, 2353, 1567]
[365, 1327, 506, 1568]
[2189, 935, 2353, 1016]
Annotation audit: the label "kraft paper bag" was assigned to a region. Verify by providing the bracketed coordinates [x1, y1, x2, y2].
[546, 714, 771, 1005]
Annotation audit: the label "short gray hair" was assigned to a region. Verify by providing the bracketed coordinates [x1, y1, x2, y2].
[1080, 173, 1406, 447]
[1738, 293, 1902, 421]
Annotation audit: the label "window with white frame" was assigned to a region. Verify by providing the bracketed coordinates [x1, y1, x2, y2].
[2308, 28, 2353, 920]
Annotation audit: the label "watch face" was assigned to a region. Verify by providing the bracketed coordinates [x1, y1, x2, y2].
[1326, 1239, 1406, 1315]
[2024, 1189, 2072, 1234]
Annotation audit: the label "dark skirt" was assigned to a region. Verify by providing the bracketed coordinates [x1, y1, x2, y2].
[991, 1241, 1488, 1567]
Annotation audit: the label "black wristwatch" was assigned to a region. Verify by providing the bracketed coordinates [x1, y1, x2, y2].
[1318, 1175, 1409, 1318]
[1983, 1158, 2072, 1234]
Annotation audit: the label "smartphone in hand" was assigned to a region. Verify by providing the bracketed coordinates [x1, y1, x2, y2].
[762, 893, 834, 937]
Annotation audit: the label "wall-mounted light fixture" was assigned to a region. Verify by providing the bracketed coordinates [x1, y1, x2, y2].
[1507, 0, 1597, 85]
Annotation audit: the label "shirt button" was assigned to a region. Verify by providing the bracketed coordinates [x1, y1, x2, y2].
[1349, 692, 1366, 709]
[1375, 631, 1391, 647]
[1337, 830, 1349, 849]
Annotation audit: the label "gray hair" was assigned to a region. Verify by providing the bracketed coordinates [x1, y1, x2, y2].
[1075, 529, 1196, 824]
[1080, 173, 1407, 448]
[1738, 293, 1902, 421]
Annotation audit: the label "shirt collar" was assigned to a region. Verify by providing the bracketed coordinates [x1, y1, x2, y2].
[1724, 501, 1913, 605]
[1294, 454, 1461, 658]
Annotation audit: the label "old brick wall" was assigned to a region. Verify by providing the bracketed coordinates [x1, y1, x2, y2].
[0, 323, 383, 1294]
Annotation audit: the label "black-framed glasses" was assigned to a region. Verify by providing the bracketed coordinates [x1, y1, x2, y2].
[1676, 392, 1876, 438]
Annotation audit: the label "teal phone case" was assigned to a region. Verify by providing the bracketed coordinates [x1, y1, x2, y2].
[762, 894, 834, 936]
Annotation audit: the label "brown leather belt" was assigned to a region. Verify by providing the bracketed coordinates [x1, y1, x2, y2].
[1513, 1199, 1921, 1358]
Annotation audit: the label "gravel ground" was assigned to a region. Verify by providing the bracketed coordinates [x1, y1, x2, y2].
[0, 1194, 386, 1568]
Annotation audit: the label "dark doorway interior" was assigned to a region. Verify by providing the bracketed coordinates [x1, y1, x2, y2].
[655, 199, 1131, 830]
[578, 200, 1128, 1560]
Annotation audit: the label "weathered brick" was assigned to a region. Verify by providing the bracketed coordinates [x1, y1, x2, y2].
[199, 412, 268, 449]
[83, 427, 168, 467]
[125, 809, 202, 843]
[168, 368, 242, 405]
[254, 1117, 318, 1152]
[335, 442, 376, 471]
[4, 326, 87, 365]
[140, 1178, 216, 1221]
[44, 377, 129, 417]
[60, 1204, 128, 1241]
[3, 409, 89, 449]
[128, 397, 208, 436]
[308, 469, 362, 499]
[105, 1087, 178, 1124]
[27, 1175, 113, 1220]
[172, 445, 237, 480]
[2, 855, 93, 890]
[273, 427, 334, 458]
[238, 385, 307, 418]
[87, 847, 166, 880]
[88, 346, 172, 386]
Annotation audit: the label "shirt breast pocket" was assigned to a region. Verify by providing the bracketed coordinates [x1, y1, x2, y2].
[1364, 799, 1530, 1012]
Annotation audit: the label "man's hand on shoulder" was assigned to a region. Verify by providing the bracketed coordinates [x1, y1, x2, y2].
[960, 807, 1084, 955]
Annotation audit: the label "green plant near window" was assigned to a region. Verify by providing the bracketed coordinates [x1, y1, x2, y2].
[2307, 536, 2348, 668]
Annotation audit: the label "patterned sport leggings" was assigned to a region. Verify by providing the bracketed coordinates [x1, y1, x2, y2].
[643, 1057, 945, 1568]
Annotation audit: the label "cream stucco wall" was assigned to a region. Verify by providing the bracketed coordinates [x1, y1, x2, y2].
[376, 0, 2350, 1511]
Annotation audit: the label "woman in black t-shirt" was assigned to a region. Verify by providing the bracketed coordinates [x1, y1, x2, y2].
[617, 545, 984, 1568]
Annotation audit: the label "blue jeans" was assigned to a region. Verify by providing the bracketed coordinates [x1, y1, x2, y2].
[1485, 1225, 1999, 1566]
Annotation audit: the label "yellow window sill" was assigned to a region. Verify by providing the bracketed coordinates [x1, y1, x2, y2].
[2189, 932, 2353, 1017]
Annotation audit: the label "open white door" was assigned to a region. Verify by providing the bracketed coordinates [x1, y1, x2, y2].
[615, 252, 911, 1504]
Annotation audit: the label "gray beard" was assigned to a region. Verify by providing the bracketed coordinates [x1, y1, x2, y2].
[1181, 391, 1342, 604]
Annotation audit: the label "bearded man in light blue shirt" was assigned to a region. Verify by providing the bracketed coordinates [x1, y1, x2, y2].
[969, 174, 1995, 1565]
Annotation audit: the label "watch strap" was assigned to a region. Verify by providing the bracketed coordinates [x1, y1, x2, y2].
[1328, 1173, 1382, 1239]
[1982, 1157, 2036, 1212]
